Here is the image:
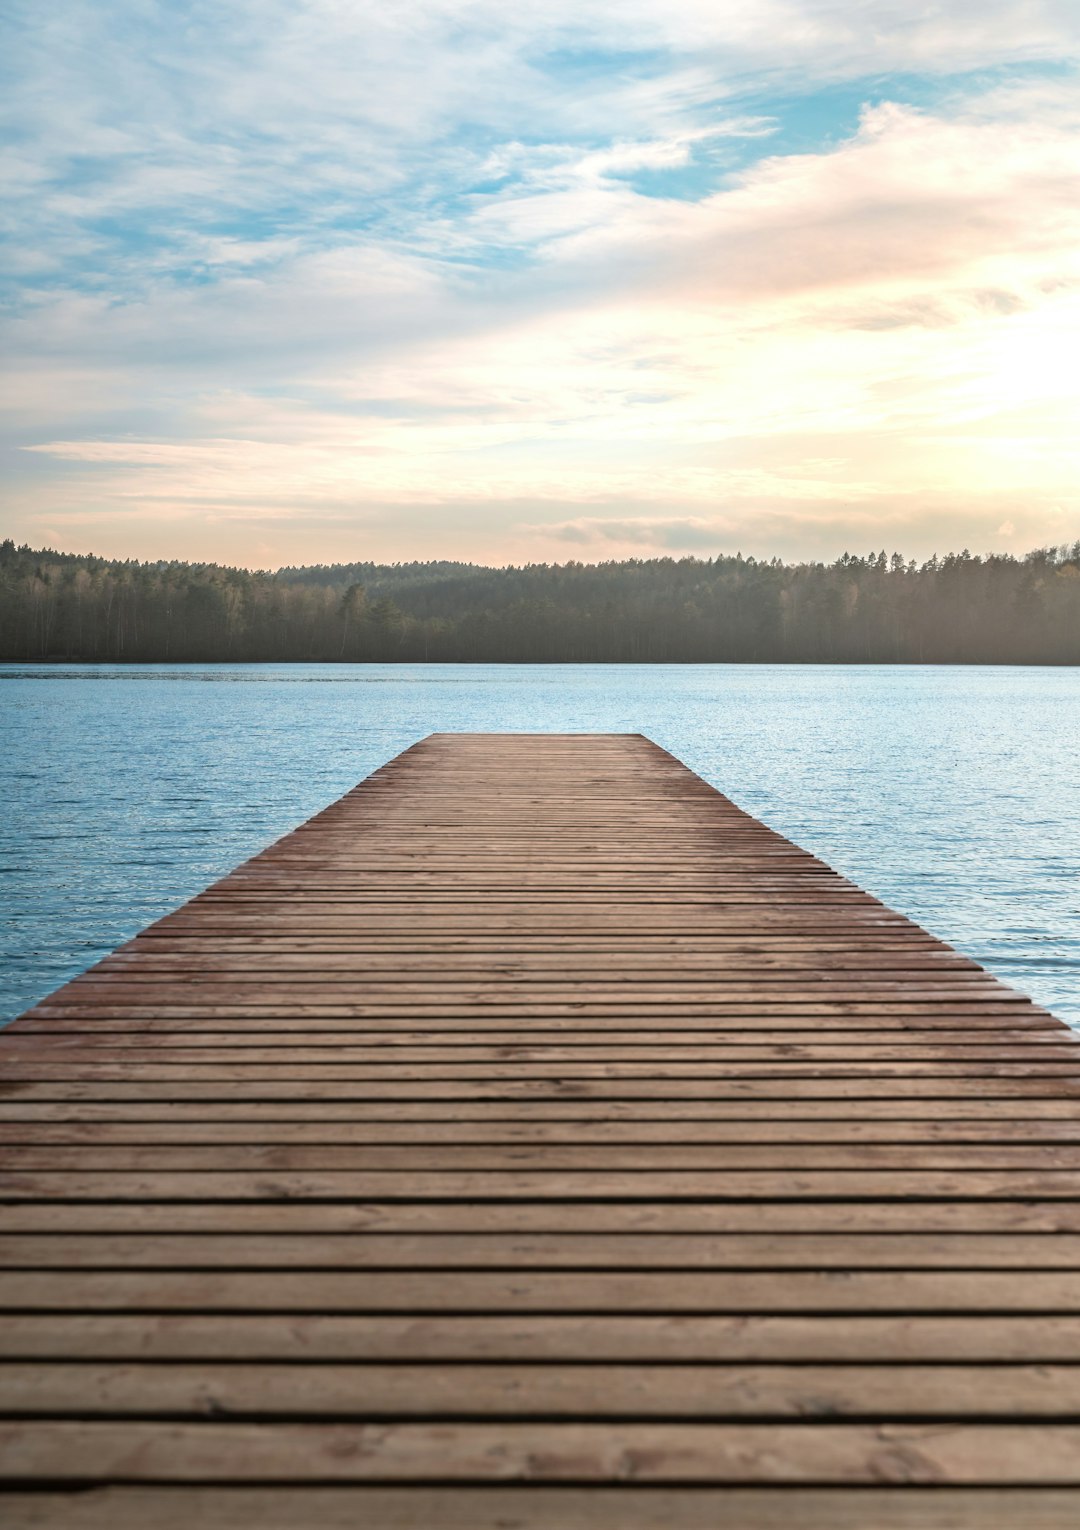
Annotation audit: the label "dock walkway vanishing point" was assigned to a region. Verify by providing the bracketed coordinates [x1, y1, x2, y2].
[3, 732, 1080, 1527]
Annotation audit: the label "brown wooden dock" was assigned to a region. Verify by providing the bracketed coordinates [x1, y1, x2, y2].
[3, 731, 1080, 1527]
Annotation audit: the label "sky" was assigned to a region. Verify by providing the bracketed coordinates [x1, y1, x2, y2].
[2, 2, 1079, 569]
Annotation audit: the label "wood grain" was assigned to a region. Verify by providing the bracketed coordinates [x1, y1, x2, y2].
[2, 730, 1078, 1526]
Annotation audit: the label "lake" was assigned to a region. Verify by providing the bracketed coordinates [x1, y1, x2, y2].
[2, 662, 1078, 1026]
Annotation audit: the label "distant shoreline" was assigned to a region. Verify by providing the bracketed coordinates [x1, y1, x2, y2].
[5, 657, 1080, 668]
[5, 538, 1080, 665]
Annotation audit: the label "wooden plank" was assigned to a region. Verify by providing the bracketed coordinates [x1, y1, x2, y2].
[8, 1077, 1080, 1100]
[11, 1419, 1080, 1483]
[5, 1487, 1080, 1530]
[9, 1038, 1072, 1058]
[5, 1076, 1080, 1101]
[1, 730, 1077, 1521]
[7, 1199, 1080, 1234]
[12, 1167, 1080, 1199]
[6, 1094, 1080, 1117]
[5, 1229, 1080, 1268]
[9, 1116, 1080, 1142]
[14, 1138, 1080, 1165]
[8, 1062, 1079, 1082]
[3, 1361, 1080, 1418]
[14, 1018, 1061, 1034]
[5, 1267, 1080, 1312]
[9, 1312, 1080, 1362]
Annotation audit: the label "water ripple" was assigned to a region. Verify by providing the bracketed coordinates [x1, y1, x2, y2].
[3, 662, 1079, 1026]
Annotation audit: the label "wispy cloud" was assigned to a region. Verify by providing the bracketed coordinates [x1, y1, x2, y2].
[541, 516, 739, 551]
[2, 2, 1080, 564]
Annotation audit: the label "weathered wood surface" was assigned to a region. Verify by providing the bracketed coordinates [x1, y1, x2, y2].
[2, 730, 1079, 1527]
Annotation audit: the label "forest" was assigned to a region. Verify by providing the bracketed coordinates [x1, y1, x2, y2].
[2, 538, 1080, 664]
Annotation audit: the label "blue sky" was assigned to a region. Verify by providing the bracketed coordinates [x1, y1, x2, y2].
[3, 1, 1079, 566]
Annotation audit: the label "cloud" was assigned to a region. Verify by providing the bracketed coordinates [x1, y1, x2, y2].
[3, 4, 1080, 566]
[540, 515, 737, 550]
[5, 4, 1080, 295]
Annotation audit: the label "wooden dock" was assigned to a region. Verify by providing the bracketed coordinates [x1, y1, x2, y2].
[3, 731, 1080, 1527]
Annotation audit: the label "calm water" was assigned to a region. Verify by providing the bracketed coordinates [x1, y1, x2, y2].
[2, 663, 1079, 1025]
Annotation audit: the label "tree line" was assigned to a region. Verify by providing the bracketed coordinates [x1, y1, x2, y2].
[2, 538, 1080, 663]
